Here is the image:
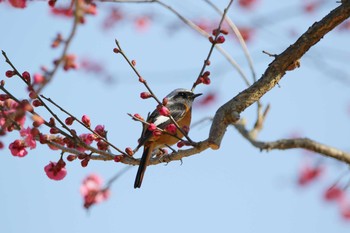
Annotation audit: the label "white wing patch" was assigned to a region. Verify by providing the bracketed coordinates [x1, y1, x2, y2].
[153, 116, 170, 127]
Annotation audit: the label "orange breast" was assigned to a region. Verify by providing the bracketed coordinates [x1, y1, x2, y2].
[152, 110, 192, 148]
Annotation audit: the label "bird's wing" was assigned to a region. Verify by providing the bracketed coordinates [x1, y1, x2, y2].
[137, 103, 187, 146]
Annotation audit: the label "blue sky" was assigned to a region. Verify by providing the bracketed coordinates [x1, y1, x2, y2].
[1, 0, 350, 232]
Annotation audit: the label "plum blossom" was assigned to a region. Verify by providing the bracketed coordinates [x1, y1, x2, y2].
[44, 161, 67, 181]
[80, 174, 110, 209]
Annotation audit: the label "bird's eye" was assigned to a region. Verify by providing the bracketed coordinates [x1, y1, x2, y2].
[178, 92, 187, 98]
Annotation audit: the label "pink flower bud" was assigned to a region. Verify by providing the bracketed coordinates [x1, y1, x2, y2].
[138, 76, 145, 83]
[177, 141, 185, 148]
[94, 125, 106, 137]
[208, 36, 214, 43]
[78, 153, 88, 160]
[33, 73, 45, 84]
[29, 91, 38, 99]
[0, 94, 9, 101]
[324, 186, 344, 202]
[50, 128, 60, 134]
[32, 99, 43, 107]
[82, 115, 91, 127]
[65, 116, 75, 125]
[140, 92, 152, 99]
[133, 113, 144, 121]
[22, 71, 31, 83]
[148, 123, 156, 131]
[216, 36, 225, 44]
[152, 130, 162, 137]
[220, 29, 229, 35]
[182, 125, 190, 134]
[81, 158, 90, 167]
[114, 155, 122, 162]
[125, 147, 134, 156]
[48, 0, 56, 7]
[97, 141, 108, 151]
[158, 106, 170, 116]
[5, 70, 14, 78]
[67, 154, 77, 161]
[165, 124, 177, 134]
[196, 77, 204, 85]
[203, 77, 211, 85]
[203, 71, 210, 77]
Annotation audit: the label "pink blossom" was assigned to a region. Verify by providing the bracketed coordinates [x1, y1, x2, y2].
[44, 161, 67, 181]
[134, 16, 151, 32]
[238, 0, 259, 9]
[80, 174, 110, 209]
[9, 0, 26, 8]
[297, 163, 323, 186]
[324, 186, 345, 203]
[94, 125, 106, 138]
[20, 127, 36, 149]
[195, 92, 217, 107]
[80, 133, 95, 145]
[9, 140, 28, 157]
[33, 73, 45, 84]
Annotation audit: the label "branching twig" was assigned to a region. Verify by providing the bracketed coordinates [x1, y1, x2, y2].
[2, 51, 78, 140]
[235, 120, 350, 163]
[41, 95, 125, 155]
[104, 166, 133, 189]
[36, 0, 80, 93]
[104, 0, 250, 86]
[114, 39, 195, 144]
[128, 113, 183, 141]
[204, 0, 257, 83]
[190, 0, 234, 91]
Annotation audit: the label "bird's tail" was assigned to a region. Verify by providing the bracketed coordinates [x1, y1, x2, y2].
[134, 145, 152, 188]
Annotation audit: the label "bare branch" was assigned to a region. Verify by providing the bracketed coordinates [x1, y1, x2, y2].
[234, 121, 350, 164]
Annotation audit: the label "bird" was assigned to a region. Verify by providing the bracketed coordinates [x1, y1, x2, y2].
[134, 88, 202, 188]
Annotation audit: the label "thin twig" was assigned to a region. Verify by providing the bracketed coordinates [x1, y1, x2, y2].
[204, 0, 257, 82]
[41, 95, 125, 155]
[36, 0, 80, 93]
[127, 113, 185, 143]
[105, 166, 133, 189]
[114, 39, 195, 144]
[104, 0, 250, 86]
[2, 50, 77, 139]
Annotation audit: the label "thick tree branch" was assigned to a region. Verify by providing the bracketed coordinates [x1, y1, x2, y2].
[129, 1, 350, 166]
[208, 1, 350, 148]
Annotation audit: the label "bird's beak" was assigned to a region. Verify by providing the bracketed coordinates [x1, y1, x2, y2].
[193, 93, 202, 99]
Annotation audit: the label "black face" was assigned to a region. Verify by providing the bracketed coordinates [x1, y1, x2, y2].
[175, 91, 192, 99]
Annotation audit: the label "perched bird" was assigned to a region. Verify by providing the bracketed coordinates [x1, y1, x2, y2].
[134, 88, 202, 188]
